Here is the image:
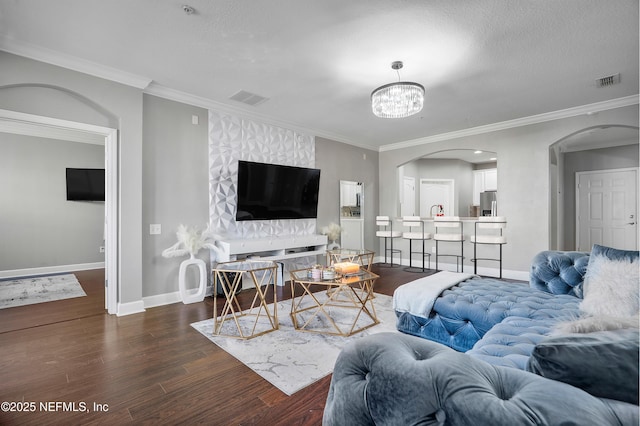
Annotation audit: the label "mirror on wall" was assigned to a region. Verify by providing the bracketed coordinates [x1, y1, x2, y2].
[398, 149, 498, 218]
[339, 181, 364, 249]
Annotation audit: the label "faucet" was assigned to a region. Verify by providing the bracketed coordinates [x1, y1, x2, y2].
[430, 204, 442, 217]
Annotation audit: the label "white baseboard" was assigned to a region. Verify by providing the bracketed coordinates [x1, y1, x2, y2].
[142, 284, 216, 309]
[143, 291, 182, 309]
[0, 262, 105, 279]
[116, 300, 145, 317]
[373, 256, 528, 281]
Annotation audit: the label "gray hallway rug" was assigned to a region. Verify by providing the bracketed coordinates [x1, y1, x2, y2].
[0, 274, 87, 309]
[191, 292, 399, 395]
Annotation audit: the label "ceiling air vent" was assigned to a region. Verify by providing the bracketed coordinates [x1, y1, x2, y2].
[596, 73, 620, 88]
[229, 90, 269, 106]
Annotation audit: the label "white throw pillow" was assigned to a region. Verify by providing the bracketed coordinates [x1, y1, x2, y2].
[581, 250, 639, 317]
[553, 244, 639, 334]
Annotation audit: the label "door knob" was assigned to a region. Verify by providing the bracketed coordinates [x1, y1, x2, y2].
[628, 222, 636, 225]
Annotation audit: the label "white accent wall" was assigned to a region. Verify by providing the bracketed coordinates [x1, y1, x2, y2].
[208, 110, 316, 239]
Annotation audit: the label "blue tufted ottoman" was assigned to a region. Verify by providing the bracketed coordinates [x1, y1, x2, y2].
[323, 332, 638, 426]
[394, 251, 588, 354]
[395, 278, 581, 352]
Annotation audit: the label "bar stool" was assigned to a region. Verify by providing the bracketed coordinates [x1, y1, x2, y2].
[376, 216, 402, 267]
[471, 216, 507, 278]
[434, 216, 465, 272]
[401, 216, 432, 272]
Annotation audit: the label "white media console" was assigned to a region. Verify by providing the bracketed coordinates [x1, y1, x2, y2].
[215, 234, 328, 263]
[214, 234, 328, 289]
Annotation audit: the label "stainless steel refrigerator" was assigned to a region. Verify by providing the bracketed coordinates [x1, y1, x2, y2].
[480, 191, 497, 216]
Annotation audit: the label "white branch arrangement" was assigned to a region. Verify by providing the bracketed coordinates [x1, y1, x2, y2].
[162, 224, 224, 261]
[321, 222, 342, 241]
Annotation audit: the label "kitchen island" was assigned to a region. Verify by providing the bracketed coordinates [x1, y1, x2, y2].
[389, 216, 507, 277]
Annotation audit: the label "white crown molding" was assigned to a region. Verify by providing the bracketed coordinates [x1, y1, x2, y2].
[2, 35, 636, 153]
[379, 95, 640, 152]
[144, 82, 376, 151]
[0, 108, 112, 144]
[1, 37, 372, 148]
[0, 36, 152, 89]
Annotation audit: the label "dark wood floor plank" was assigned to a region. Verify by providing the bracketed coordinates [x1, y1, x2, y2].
[1, 264, 513, 425]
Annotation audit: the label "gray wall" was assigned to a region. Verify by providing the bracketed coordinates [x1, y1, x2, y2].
[0, 49, 380, 306]
[1, 51, 144, 305]
[2, 50, 638, 307]
[561, 143, 639, 249]
[315, 137, 379, 252]
[400, 158, 497, 218]
[142, 95, 210, 298]
[378, 104, 639, 274]
[0, 133, 104, 270]
[416, 158, 474, 216]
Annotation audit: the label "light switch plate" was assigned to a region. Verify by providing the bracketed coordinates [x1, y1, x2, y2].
[150, 224, 162, 235]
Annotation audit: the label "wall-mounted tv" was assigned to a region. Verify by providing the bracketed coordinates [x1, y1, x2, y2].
[66, 168, 105, 201]
[235, 161, 321, 221]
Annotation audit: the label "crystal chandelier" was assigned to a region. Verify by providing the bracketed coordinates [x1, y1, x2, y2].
[371, 61, 424, 119]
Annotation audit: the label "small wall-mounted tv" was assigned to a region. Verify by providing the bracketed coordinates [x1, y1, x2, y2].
[66, 168, 105, 201]
[235, 161, 321, 221]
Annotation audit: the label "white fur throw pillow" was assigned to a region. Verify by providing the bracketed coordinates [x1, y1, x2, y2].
[553, 244, 639, 334]
[553, 314, 639, 335]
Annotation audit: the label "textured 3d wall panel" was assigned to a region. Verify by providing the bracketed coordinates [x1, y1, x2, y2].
[208, 110, 316, 239]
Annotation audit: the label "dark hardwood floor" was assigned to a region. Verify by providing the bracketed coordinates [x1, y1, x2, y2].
[0, 265, 434, 425]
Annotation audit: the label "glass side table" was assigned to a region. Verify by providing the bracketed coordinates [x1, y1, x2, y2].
[289, 267, 379, 336]
[326, 248, 375, 271]
[212, 260, 278, 339]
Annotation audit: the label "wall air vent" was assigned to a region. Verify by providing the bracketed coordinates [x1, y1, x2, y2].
[596, 73, 620, 88]
[229, 90, 269, 106]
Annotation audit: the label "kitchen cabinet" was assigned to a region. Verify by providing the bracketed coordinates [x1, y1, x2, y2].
[473, 169, 497, 205]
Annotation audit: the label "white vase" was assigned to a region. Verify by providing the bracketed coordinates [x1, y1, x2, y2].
[178, 254, 207, 304]
[328, 240, 340, 250]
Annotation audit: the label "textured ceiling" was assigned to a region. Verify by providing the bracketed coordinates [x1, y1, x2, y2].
[0, 0, 638, 150]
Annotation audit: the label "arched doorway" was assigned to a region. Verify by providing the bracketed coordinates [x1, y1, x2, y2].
[0, 108, 119, 314]
[549, 125, 639, 251]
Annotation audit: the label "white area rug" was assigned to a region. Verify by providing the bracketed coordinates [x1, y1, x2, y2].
[191, 292, 399, 395]
[0, 274, 87, 309]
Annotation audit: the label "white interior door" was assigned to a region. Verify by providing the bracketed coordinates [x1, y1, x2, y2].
[576, 168, 638, 251]
[420, 179, 454, 217]
[402, 177, 415, 216]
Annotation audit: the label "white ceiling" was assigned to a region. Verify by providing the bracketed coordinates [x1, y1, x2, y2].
[0, 0, 638, 151]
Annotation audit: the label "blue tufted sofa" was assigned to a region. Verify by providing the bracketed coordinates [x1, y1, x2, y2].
[323, 332, 639, 426]
[324, 249, 639, 425]
[395, 250, 590, 369]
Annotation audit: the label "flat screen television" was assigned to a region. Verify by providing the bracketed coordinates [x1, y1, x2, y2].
[66, 168, 105, 201]
[235, 161, 321, 221]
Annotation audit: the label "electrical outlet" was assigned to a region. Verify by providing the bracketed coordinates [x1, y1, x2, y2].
[99, 246, 105, 253]
[150, 224, 162, 235]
